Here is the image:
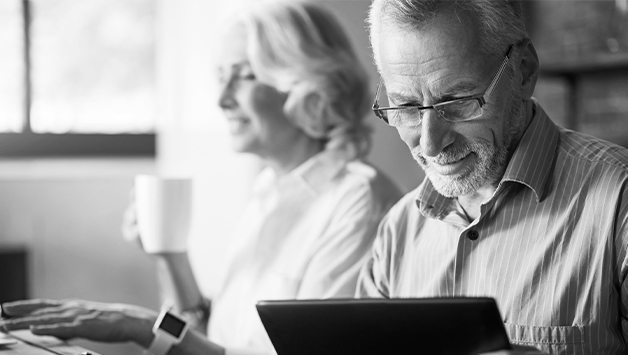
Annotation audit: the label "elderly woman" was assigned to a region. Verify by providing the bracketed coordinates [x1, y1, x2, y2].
[0, 1, 401, 355]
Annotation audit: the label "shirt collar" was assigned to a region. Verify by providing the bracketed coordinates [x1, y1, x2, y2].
[501, 100, 558, 203]
[253, 148, 353, 198]
[415, 99, 559, 218]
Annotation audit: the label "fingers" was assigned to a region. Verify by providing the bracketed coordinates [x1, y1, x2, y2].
[1, 314, 77, 331]
[0, 299, 96, 332]
[121, 201, 142, 245]
[30, 322, 79, 340]
[2, 299, 64, 317]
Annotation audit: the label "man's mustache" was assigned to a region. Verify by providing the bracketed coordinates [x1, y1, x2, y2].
[412, 144, 474, 166]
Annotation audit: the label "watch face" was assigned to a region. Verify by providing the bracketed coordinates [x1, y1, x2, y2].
[160, 313, 186, 338]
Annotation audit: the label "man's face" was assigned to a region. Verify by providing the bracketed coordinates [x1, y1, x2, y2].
[376, 9, 525, 198]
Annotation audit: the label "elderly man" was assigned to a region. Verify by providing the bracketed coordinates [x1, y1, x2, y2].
[359, 1, 628, 354]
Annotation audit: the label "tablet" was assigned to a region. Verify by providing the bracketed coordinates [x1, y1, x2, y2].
[256, 297, 511, 355]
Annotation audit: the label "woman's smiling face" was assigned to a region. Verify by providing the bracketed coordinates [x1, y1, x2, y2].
[216, 28, 304, 159]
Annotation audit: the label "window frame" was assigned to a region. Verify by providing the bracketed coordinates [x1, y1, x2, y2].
[1, 0, 156, 158]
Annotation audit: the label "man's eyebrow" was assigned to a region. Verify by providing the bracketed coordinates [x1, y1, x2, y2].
[437, 82, 481, 100]
[386, 81, 483, 106]
[388, 91, 422, 104]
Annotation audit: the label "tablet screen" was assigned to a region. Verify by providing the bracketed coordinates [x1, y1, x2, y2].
[256, 297, 510, 355]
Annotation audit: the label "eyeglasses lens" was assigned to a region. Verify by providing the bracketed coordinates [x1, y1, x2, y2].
[434, 100, 483, 122]
[374, 83, 484, 127]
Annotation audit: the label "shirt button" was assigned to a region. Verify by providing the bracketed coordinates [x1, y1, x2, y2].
[467, 230, 479, 241]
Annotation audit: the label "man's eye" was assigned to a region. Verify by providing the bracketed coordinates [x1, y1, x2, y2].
[399, 102, 420, 108]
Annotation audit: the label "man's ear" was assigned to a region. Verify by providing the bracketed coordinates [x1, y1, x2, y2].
[516, 39, 540, 100]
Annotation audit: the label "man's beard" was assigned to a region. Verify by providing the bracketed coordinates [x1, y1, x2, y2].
[412, 95, 527, 198]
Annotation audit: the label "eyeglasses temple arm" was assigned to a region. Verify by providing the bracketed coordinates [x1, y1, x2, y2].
[372, 77, 383, 109]
[481, 45, 516, 105]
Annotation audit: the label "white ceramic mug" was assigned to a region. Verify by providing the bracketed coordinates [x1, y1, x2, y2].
[134, 175, 193, 253]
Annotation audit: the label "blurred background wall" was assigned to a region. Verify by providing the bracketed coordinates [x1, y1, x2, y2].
[0, 1, 626, 355]
[527, 0, 628, 147]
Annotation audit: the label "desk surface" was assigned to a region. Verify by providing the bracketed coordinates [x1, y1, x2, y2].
[0, 330, 101, 355]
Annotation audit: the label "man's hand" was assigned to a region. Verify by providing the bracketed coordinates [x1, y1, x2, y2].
[480, 344, 548, 355]
[0, 299, 157, 348]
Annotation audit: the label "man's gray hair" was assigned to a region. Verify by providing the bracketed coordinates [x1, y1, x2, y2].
[368, 0, 528, 69]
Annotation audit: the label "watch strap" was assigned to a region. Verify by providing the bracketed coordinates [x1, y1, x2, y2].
[146, 330, 174, 355]
[180, 297, 211, 328]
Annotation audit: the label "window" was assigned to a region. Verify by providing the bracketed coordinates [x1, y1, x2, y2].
[0, 0, 24, 133]
[0, 0, 155, 157]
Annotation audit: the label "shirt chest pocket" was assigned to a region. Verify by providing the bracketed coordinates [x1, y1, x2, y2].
[505, 323, 585, 354]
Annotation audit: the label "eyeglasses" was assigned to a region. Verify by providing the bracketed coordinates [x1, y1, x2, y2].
[372, 44, 516, 127]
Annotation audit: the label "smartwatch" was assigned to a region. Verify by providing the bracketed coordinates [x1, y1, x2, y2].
[146, 306, 190, 355]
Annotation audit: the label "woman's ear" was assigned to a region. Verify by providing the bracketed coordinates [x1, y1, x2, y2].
[302, 92, 323, 120]
[300, 92, 328, 138]
[517, 39, 540, 101]
[285, 90, 328, 139]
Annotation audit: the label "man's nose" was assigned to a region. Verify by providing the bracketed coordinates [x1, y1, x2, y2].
[218, 80, 237, 109]
[420, 110, 455, 158]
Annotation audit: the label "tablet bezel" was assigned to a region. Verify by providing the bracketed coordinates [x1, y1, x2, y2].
[256, 297, 511, 355]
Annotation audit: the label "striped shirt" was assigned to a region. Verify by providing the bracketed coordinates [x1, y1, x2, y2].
[358, 101, 628, 355]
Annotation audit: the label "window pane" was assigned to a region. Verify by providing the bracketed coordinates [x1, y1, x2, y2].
[30, 0, 155, 133]
[0, 0, 25, 133]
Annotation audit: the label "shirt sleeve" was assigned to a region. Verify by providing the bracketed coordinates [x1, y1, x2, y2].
[355, 189, 416, 299]
[295, 180, 392, 299]
[356, 211, 393, 298]
[617, 184, 628, 342]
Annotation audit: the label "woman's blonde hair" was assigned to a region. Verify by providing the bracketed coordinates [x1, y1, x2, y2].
[235, 0, 372, 158]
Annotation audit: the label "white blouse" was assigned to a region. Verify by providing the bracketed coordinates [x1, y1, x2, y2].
[208, 148, 402, 355]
